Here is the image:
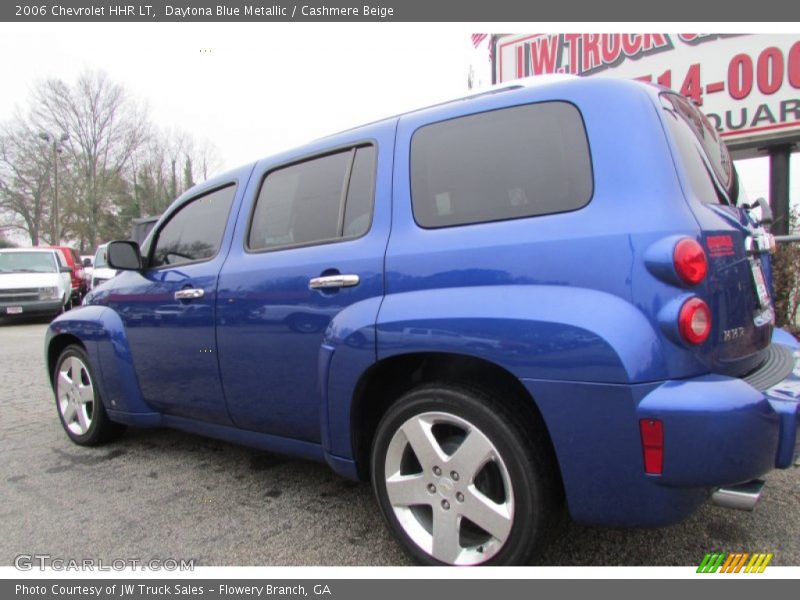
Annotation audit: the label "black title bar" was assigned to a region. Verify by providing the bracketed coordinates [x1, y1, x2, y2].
[3, 0, 800, 22]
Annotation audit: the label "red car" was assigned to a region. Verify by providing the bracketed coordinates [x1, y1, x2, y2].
[42, 246, 86, 306]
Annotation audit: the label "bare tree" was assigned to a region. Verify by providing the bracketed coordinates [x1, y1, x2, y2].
[1, 70, 223, 250]
[195, 138, 223, 181]
[128, 128, 223, 219]
[0, 117, 53, 245]
[32, 70, 149, 247]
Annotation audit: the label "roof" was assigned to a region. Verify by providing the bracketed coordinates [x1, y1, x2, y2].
[0, 247, 62, 254]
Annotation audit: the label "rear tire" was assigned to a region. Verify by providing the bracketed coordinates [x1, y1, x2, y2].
[370, 383, 559, 565]
[53, 345, 126, 446]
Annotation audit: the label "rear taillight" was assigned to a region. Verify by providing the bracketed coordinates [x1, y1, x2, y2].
[673, 238, 707, 285]
[678, 297, 712, 345]
[639, 419, 664, 475]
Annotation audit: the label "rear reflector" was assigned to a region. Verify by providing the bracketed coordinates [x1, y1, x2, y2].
[674, 238, 708, 285]
[640, 419, 664, 475]
[678, 297, 712, 345]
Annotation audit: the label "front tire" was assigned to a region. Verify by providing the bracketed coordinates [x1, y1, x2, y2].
[371, 383, 559, 565]
[54, 345, 125, 445]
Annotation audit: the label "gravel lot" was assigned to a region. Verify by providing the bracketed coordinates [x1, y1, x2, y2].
[1, 318, 798, 567]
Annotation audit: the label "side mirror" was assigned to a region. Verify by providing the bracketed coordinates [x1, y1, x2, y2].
[82, 258, 92, 267]
[60, 266, 72, 274]
[107, 240, 143, 270]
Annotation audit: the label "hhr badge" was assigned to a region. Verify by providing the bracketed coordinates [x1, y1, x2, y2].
[723, 327, 746, 342]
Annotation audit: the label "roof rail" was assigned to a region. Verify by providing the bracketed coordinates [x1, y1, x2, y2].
[486, 74, 580, 93]
[321, 74, 581, 140]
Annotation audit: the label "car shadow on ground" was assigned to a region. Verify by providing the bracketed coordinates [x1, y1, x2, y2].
[33, 424, 796, 567]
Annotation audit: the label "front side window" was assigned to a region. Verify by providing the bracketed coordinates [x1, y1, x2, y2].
[150, 184, 236, 268]
[248, 145, 376, 252]
[410, 102, 593, 228]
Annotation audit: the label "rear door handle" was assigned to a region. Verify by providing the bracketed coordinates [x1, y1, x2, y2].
[174, 288, 205, 300]
[309, 274, 360, 290]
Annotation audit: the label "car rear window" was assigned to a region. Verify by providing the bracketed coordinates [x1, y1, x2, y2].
[410, 101, 593, 228]
[660, 93, 744, 206]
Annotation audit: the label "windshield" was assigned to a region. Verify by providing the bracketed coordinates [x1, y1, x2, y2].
[0, 252, 57, 273]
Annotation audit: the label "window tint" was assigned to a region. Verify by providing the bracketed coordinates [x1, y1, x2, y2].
[411, 102, 593, 228]
[150, 185, 236, 268]
[343, 146, 376, 238]
[660, 93, 743, 205]
[248, 145, 375, 251]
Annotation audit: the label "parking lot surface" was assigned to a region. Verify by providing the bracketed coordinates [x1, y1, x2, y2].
[1, 318, 798, 567]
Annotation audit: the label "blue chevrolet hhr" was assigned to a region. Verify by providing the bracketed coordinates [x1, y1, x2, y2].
[46, 76, 799, 565]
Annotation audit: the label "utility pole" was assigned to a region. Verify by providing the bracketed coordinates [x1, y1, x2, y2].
[768, 145, 794, 237]
[39, 131, 69, 244]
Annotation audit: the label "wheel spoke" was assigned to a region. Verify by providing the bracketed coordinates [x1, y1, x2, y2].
[401, 417, 447, 470]
[449, 429, 494, 482]
[432, 508, 462, 564]
[76, 383, 93, 405]
[57, 370, 72, 389]
[69, 356, 83, 382]
[462, 486, 513, 543]
[386, 474, 429, 507]
[76, 406, 90, 433]
[62, 402, 77, 424]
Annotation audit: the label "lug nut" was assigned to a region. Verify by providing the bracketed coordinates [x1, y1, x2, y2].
[433, 466, 442, 476]
[427, 484, 436, 494]
[441, 500, 450, 510]
[456, 492, 464, 502]
[451, 471, 459, 481]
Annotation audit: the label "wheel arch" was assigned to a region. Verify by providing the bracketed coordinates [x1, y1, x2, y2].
[348, 351, 563, 494]
[46, 306, 155, 422]
[46, 333, 85, 387]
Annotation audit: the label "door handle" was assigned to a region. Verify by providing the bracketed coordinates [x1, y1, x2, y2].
[309, 274, 360, 290]
[174, 288, 205, 300]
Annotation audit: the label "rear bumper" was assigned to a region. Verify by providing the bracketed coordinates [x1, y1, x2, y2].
[637, 346, 799, 486]
[522, 330, 799, 527]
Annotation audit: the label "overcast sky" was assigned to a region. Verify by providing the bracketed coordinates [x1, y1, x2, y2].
[0, 23, 485, 168]
[0, 23, 797, 212]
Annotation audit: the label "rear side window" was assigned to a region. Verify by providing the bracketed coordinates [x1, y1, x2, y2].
[410, 102, 593, 228]
[150, 184, 236, 268]
[660, 93, 743, 205]
[248, 145, 376, 251]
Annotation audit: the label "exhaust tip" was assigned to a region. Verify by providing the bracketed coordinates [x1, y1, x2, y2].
[711, 479, 765, 511]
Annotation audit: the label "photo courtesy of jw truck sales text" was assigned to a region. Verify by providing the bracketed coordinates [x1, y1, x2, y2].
[43, 28, 800, 565]
[14, 585, 333, 597]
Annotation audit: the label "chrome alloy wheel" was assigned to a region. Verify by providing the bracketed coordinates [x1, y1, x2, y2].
[56, 355, 95, 436]
[383, 411, 515, 565]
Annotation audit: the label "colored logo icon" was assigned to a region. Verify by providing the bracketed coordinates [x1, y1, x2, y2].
[697, 552, 773, 573]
